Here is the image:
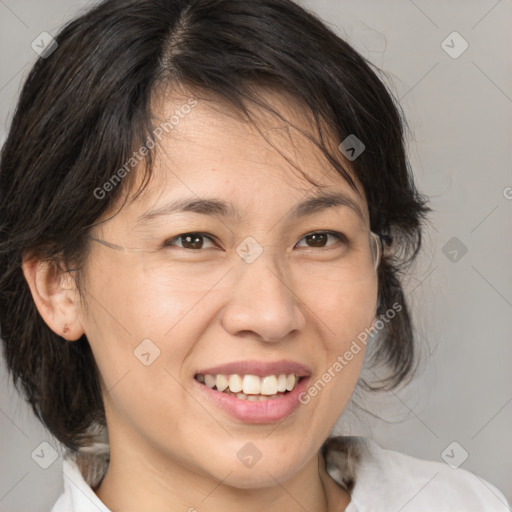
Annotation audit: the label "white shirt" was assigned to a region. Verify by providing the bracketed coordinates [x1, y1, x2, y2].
[50, 437, 510, 512]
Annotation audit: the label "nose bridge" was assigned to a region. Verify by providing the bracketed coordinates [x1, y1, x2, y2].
[241, 245, 290, 301]
[222, 242, 305, 341]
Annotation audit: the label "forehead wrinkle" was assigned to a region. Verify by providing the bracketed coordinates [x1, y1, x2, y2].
[288, 191, 366, 224]
[136, 197, 242, 224]
[135, 190, 366, 228]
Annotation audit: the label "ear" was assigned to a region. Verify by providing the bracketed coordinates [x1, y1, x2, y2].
[21, 256, 85, 341]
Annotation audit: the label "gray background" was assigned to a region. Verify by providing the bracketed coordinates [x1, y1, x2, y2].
[1, 0, 511, 510]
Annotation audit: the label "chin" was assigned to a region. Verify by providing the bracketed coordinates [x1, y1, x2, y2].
[217, 467, 297, 490]
[202, 448, 308, 489]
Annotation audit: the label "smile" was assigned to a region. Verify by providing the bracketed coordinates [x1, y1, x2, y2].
[195, 373, 303, 400]
[193, 359, 311, 422]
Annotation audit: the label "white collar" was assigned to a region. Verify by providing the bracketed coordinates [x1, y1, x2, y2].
[51, 436, 510, 512]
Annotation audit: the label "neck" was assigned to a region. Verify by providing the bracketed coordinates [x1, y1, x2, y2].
[94, 434, 350, 512]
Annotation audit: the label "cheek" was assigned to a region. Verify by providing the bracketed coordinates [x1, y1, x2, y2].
[82, 254, 208, 340]
[299, 273, 377, 412]
[80, 257, 218, 404]
[306, 270, 379, 346]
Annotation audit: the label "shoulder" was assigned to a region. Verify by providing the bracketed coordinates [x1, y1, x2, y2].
[50, 444, 111, 512]
[323, 436, 510, 512]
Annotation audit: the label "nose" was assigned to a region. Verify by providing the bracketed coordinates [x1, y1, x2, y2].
[220, 251, 306, 343]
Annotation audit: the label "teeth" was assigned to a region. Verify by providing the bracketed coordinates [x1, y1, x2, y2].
[286, 374, 296, 391]
[228, 374, 243, 393]
[260, 375, 278, 395]
[198, 372, 302, 395]
[243, 375, 261, 394]
[216, 374, 229, 392]
[276, 374, 287, 392]
[205, 374, 216, 388]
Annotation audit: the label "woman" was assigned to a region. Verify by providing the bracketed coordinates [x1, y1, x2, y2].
[0, 0, 508, 511]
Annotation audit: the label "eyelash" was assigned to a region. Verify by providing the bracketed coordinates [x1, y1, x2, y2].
[163, 231, 349, 251]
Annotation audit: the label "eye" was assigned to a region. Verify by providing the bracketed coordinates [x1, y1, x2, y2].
[295, 231, 348, 249]
[163, 231, 348, 252]
[164, 232, 217, 250]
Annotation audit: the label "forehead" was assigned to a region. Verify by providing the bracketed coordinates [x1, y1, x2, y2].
[118, 86, 369, 226]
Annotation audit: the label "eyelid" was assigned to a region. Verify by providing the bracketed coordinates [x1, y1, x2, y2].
[164, 230, 348, 251]
[164, 232, 219, 249]
[294, 230, 348, 249]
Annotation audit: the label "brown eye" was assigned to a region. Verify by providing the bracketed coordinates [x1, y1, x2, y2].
[304, 232, 328, 248]
[164, 232, 217, 250]
[295, 231, 347, 249]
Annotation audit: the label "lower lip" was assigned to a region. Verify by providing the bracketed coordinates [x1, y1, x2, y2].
[194, 377, 310, 423]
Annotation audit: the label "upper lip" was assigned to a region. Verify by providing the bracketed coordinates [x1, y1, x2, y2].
[195, 359, 311, 378]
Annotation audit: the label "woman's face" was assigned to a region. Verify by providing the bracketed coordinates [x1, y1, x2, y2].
[79, 91, 379, 488]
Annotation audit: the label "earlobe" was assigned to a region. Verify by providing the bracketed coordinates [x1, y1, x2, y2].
[21, 257, 85, 341]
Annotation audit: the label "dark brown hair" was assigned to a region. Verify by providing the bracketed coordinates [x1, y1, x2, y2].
[0, 0, 430, 452]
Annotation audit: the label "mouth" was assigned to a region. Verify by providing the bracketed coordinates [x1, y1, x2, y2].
[193, 360, 311, 422]
[194, 373, 306, 401]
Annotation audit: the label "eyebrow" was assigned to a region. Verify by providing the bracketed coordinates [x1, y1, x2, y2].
[136, 192, 366, 224]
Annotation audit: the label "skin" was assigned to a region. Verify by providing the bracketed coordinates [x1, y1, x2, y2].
[23, 88, 380, 512]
